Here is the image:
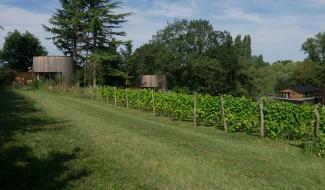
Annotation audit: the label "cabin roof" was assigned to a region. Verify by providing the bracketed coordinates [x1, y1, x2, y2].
[281, 84, 319, 94]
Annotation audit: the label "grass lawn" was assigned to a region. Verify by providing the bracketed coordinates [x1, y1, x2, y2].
[0, 88, 325, 190]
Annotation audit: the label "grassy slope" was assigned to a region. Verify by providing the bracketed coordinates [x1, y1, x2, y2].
[1, 89, 325, 190]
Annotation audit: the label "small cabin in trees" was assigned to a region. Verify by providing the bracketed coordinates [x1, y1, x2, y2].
[277, 84, 319, 104]
[138, 75, 167, 91]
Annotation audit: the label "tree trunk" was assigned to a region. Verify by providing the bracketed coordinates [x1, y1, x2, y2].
[91, 27, 98, 87]
[83, 65, 87, 87]
[73, 38, 77, 65]
[92, 62, 96, 87]
[84, 33, 90, 87]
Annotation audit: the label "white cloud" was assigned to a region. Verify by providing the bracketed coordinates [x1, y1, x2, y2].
[213, 7, 262, 23]
[0, 5, 61, 55]
[118, 6, 164, 49]
[118, 0, 199, 49]
[119, 0, 203, 49]
[211, 8, 325, 62]
[144, 0, 198, 18]
[306, 0, 325, 5]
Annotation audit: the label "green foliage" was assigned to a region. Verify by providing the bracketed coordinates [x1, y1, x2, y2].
[224, 96, 259, 133]
[43, 0, 85, 64]
[96, 86, 325, 157]
[197, 95, 222, 126]
[129, 43, 169, 83]
[0, 30, 47, 71]
[0, 68, 15, 85]
[302, 32, 325, 63]
[99, 87, 194, 120]
[29, 78, 40, 89]
[96, 85, 325, 157]
[294, 59, 320, 86]
[98, 86, 324, 144]
[301, 32, 325, 86]
[28, 79, 62, 90]
[264, 100, 315, 139]
[248, 60, 301, 94]
[45, 0, 131, 86]
[159, 92, 193, 120]
[131, 19, 254, 96]
[316, 106, 325, 157]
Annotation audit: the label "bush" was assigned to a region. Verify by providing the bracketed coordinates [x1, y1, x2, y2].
[224, 96, 259, 133]
[0, 68, 15, 85]
[264, 100, 315, 140]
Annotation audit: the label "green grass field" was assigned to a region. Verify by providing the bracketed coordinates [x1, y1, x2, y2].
[1, 88, 325, 190]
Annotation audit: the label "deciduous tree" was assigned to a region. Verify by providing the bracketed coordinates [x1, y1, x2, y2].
[0, 30, 47, 71]
[302, 32, 325, 63]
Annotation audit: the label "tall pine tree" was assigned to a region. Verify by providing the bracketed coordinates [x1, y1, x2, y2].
[44, 0, 130, 86]
[43, 0, 85, 65]
[83, 0, 130, 86]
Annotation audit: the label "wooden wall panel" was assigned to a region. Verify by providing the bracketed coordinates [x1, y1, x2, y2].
[138, 75, 167, 91]
[33, 56, 74, 85]
[281, 89, 304, 100]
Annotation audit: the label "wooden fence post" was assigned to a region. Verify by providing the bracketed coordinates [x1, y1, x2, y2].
[259, 98, 265, 138]
[114, 87, 117, 107]
[152, 89, 155, 115]
[314, 105, 320, 138]
[106, 91, 109, 104]
[221, 95, 228, 132]
[126, 88, 129, 109]
[96, 85, 99, 101]
[193, 92, 197, 127]
[138, 89, 141, 110]
[90, 86, 94, 101]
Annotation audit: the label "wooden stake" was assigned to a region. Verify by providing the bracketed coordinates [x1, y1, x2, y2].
[90, 86, 94, 101]
[152, 89, 155, 115]
[96, 85, 99, 101]
[126, 88, 129, 109]
[314, 105, 320, 138]
[114, 87, 117, 107]
[221, 95, 228, 132]
[138, 89, 141, 110]
[106, 91, 109, 104]
[193, 92, 197, 127]
[259, 98, 265, 138]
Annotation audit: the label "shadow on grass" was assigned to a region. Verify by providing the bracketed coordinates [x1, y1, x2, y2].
[0, 88, 88, 190]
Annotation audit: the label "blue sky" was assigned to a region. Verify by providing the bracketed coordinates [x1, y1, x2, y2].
[0, 0, 325, 63]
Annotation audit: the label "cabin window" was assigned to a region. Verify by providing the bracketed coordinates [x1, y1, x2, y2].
[282, 93, 289, 99]
[37, 72, 63, 83]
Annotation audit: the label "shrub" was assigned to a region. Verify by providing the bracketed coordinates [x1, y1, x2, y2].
[0, 68, 15, 85]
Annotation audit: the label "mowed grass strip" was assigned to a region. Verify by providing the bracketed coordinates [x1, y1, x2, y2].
[1, 88, 325, 190]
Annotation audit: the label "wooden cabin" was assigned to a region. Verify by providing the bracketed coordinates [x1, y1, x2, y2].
[138, 75, 167, 91]
[277, 84, 319, 104]
[33, 56, 74, 85]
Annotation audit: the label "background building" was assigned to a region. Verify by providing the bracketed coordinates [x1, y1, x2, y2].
[33, 56, 74, 85]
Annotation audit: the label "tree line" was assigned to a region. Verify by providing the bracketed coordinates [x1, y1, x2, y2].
[0, 0, 324, 97]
